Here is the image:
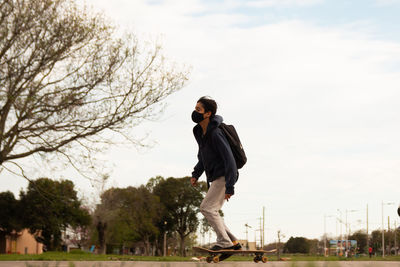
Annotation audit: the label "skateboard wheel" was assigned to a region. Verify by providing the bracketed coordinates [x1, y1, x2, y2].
[261, 256, 268, 263]
[206, 256, 213, 263]
[213, 256, 220, 263]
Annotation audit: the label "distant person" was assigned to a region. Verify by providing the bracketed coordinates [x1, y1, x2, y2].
[190, 96, 241, 251]
[337, 240, 343, 256]
[369, 246, 373, 258]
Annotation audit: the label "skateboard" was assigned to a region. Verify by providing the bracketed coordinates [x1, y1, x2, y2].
[193, 246, 268, 263]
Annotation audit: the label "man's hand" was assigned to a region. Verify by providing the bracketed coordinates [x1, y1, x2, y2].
[190, 177, 198, 187]
[224, 194, 232, 201]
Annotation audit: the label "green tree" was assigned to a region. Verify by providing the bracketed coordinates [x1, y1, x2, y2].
[94, 186, 161, 255]
[19, 178, 91, 251]
[307, 238, 320, 255]
[0, 0, 188, 178]
[0, 191, 22, 234]
[0, 190, 23, 252]
[119, 186, 161, 255]
[387, 229, 400, 255]
[93, 187, 127, 254]
[370, 229, 400, 255]
[371, 230, 382, 252]
[284, 236, 310, 254]
[152, 177, 207, 256]
[348, 230, 367, 253]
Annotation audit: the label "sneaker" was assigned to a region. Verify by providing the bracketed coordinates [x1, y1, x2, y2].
[232, 243, 242, 250]
[210, 245, 223, 251]
[210, 244, 239, 251]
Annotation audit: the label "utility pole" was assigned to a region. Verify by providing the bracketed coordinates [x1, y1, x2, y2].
[388, 216, 391, 253]
[254, 231, 257, 250]
[324, 214, 327, 257]
[336, 217, 338, 239]
[388, 216, 391, 255]
[244, 223, 252, 249]
[381, 201, 394, 257]
[277, 230, 281, 261]
[163, 231, 167, 256]
[345, 209, 358, 252]
[263, 206, 265, 249]
[366, 204, 369, 252]
[395, 221, 398, 256]
[345, 210, 348, 251]
[324, 214, 334, 257]
[163, 221, 167, 257]
[382, 201, 385, 258]
[337, 209, 343, 256]
[258, 217, 262, 249]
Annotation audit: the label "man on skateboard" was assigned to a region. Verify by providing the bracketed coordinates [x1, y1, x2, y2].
[190, 96, 241, 252]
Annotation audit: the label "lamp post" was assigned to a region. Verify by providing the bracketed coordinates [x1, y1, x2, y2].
[163, 221, 167, 257]
[337, 209, 343, 256]
[245, 223, 252, 250]
[381, 201, 394, 258]
[366, 204, 369, 253]
[324, 214, 334, 257]
[345, 209, 358, 251]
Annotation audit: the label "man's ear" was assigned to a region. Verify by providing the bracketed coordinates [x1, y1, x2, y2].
[204, 111, 212, 119]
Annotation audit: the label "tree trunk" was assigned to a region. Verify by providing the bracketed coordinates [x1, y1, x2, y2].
[96, 221, 107, 254]
[42, 231, 53, 251]
[179, 233, 186, 257]
[53, 231, 62, 251]
[0, 232, 6, 254]
[143, 235, 151, 256]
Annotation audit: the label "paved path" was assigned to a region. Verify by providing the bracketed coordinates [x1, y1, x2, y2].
[0, 262, 399, 267]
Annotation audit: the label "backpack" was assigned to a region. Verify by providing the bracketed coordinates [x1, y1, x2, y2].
[219, 123, 247, 169]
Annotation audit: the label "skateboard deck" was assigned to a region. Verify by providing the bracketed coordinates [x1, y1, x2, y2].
[193, 246, 268, 263]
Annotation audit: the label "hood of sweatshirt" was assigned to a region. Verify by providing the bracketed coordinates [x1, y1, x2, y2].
[193, 115, 223, 138]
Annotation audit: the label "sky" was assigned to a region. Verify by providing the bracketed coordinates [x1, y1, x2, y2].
[2, 0, 400, 246]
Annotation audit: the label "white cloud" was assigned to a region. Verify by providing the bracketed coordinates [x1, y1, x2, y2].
[246, 0, 323, 8]
[374, 0, 400, 6]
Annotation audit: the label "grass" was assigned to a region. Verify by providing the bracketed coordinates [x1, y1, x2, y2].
[0, 251, 190, 261]
[270, 254, 400, 261]
[1, 251, 400, 262]
[224, 254, 400, 262]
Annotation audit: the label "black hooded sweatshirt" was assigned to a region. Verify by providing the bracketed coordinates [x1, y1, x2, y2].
[192, 115, 238, 195]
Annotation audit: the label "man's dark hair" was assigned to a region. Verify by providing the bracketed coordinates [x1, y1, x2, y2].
[197, 96, 217, 117]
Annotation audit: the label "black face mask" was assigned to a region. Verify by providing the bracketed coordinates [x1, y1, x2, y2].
[191, 110, 205, 123]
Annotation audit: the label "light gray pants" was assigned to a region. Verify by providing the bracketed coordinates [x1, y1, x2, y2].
[200, 176, 237, 248]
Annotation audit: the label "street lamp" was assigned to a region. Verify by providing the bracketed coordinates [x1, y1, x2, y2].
[244, 223, 252, 250]
[324, 214, 334, 257]
[382, 201, 394, 258]
[345, 209, 358, 251]
[337, 209, 344, 255]
[163, 221, 167, 257]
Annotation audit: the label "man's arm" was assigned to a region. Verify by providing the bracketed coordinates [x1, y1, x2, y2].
[191, 149, 204, 184]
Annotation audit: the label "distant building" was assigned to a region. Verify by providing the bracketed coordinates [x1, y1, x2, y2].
[238, 240, 256, 250]
[0, 229, 43, 254]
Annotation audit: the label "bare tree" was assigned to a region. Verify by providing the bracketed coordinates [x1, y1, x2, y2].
[0, 0, 188, 179]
